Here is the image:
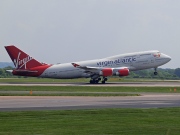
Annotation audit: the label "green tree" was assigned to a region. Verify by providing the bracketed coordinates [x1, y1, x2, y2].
[0, 66, 14, 78]
[174, 68, 180, 78]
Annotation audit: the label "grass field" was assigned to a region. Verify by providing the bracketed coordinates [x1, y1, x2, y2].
[0, 86, 179, 92]
[0, 77, 178, 83]
[0, 108, 180, 135]
[0, 85, 179, 96]
[0, 78, 179, 135]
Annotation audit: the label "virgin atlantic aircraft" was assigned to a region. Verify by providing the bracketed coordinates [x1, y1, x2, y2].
[5, 45, 171, 84]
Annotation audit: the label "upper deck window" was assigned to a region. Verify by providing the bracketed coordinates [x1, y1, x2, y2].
[124, 55, 137, 58]
[140, 54, 151, 56]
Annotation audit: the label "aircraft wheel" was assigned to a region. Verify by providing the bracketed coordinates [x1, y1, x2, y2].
[90, 79, 98, 84]
[90, 80, 94, 84]
[102, 80, 105, 84]
[95, 80, 99, 84]
[154, 72, 158, 75]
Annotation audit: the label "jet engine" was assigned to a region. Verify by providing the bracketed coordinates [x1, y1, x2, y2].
[115, 68, 129, 76]
[99, 68, 113, 76]
[99, 68, 129, 77]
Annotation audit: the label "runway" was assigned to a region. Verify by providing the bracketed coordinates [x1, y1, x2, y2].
[0, 81, 180, 111]
[0, 81, 180, 86]
[0, 93, 180, 111]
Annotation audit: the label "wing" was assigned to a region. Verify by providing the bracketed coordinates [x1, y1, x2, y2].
[72, 63, 130, 77]
[72, 63, 101, 74]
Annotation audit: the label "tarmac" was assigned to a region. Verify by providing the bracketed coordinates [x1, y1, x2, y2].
[0, 93, 180, 111]
[0, 81, 180, 111]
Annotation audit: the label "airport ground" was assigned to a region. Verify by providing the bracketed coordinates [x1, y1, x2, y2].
[0, 78, 180, 134]
[0, 108, 180, 135]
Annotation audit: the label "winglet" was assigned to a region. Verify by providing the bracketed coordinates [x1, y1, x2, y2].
[72, 63, 80, 68]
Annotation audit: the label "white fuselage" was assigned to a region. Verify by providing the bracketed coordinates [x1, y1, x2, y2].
[40, 50, 171, 79]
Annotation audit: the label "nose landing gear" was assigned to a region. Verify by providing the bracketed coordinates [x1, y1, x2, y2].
[154, 68, 158, 75]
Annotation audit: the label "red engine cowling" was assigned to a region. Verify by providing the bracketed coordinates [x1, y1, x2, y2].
[116, 68, 129, 76]
[99, 68, 113, 77]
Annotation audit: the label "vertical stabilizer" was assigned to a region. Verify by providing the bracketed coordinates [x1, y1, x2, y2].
[5, 45, 44, 69]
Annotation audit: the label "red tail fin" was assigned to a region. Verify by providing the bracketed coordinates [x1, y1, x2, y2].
[5, 45, 44, 69]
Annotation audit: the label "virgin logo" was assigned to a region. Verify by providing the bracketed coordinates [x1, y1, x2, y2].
[14, 52, 32, 69]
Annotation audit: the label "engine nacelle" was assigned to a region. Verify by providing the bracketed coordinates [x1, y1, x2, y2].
[99, 68, 113, 77]
[115, 68, 129, 76]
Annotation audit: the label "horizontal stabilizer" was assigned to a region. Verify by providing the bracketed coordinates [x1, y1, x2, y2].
[6, 70, 13, 73]
[14, 70, 38, 73]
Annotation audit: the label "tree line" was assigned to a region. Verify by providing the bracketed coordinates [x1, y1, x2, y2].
[127, 68, 180, 80]
[0, 66, 180, 80]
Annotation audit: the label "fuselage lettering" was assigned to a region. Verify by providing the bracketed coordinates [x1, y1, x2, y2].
[97, 57, 136, 66]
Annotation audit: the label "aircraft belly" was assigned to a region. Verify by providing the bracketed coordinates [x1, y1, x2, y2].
[57, 71, 82, 79]
[133, 60, 154, 70]
[40, 66, 84, 79]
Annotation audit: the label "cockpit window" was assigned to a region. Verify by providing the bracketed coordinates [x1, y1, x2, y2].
[153, 52, 161, 58]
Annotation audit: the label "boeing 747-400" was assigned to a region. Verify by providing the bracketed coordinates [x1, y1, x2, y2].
[5, 45, 171, 84]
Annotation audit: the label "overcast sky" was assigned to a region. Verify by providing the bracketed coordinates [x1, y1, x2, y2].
[1, 0, 180, 68]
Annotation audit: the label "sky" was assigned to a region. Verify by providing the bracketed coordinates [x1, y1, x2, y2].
[1, 0, 180, 69]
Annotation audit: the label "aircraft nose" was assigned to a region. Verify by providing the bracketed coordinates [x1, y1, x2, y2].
[162, 53, 171, 62]
[167, 55, 171, 62]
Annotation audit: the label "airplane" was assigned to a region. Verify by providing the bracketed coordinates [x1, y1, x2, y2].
[5, 45, 171, 84]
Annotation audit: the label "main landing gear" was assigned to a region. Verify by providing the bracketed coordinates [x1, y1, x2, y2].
[154, 68, 158, 75]
[90, 77, 108, 84]
[90, 78, 101, 84]
[101, 77, 108, 84]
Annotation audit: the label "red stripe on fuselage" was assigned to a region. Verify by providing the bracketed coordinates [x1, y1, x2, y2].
[12, 65, 52, 77]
